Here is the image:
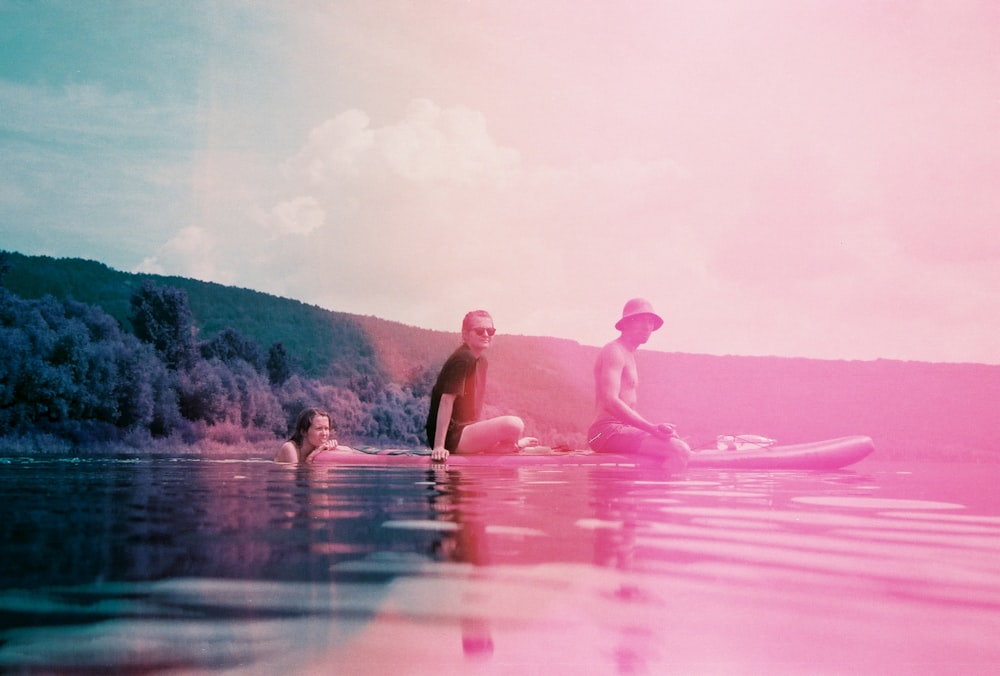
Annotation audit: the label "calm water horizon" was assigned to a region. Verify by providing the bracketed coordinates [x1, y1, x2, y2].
[2, 452, 999, 674]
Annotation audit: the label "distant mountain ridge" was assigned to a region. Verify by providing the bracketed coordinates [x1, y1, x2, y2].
[4, 251, 998, 460]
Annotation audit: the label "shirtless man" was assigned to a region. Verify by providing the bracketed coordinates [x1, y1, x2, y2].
[588, 298, 690, 472]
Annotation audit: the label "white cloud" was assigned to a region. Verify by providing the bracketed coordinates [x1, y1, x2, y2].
[210, 99, 721, 350]
[282, 99, 520, 190]
[269, 195, 326, 235]
[135, 226, 232, 284]
[377, 99, 520, 184]
[285, 109, 375, 185]
[228, 98, 530, 324]
[134, 256, 164, 274]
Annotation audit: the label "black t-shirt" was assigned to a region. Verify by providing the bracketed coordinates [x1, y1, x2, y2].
[425, 344, 487, 447]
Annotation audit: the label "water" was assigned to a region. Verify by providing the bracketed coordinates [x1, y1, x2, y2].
[1, 455, 999, 674]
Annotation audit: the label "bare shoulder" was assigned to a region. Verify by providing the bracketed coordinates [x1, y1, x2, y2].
[596, 339, 628, 368]
[274, 441, 299, 463]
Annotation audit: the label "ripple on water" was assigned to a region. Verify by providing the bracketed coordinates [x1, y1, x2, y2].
[791, 496, 965, 510]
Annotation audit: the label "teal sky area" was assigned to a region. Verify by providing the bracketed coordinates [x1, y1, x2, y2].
[3, 2, 204, 258]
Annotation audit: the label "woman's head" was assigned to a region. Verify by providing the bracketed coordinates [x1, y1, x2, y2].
[461, 310, 495, 354]
[462, 310, 493, 334]
[290, 407, 332, 448]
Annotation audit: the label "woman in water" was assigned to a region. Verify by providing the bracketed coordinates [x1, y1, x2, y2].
[275, 407, 354, 463]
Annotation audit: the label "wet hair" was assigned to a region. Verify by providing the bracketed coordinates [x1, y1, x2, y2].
[288, 407, 332, 448]
[462, 310, 493, 333]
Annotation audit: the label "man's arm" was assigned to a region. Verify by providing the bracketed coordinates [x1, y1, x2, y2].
[595, 345, 674, 438]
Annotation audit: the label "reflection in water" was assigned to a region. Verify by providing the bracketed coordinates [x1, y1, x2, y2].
[425, 466, 495, 659]
[1, 457, 999, 673]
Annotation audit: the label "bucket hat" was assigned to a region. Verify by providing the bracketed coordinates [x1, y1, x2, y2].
[615, 297, 664, 331]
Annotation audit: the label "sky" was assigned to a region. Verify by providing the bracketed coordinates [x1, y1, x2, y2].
[2, 1, 999, 364]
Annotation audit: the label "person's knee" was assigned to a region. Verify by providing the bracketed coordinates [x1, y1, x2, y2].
[500, 415, 524, 439]
[641, 435, 689, 462]
[671, 436, 691, 461]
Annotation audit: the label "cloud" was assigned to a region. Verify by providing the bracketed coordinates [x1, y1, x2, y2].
[285, 109, 375, 184]
[135, 226, 232, 284]
[269, 195, 326, 236]
[239, 99, 528, 295]
[224, 96, 731, 349]
[282, 99, 520, 190]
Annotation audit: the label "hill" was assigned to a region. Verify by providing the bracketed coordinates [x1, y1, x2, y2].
[3, 251, 386, 382]
[4, 251, 998, 459]
[637, 352, 999, 460]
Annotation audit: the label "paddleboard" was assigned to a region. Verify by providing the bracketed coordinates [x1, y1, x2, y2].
[311, 435, 875, 470]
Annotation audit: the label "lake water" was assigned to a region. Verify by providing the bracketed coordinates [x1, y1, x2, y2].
[1, 454, 999, 675]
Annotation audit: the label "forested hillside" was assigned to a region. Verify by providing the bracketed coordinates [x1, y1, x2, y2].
[3, 252, 380, 380]
[1, 251, 435, 448]
[3, 251, 998, 459]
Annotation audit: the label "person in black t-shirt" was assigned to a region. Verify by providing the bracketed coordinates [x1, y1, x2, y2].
[426, 310, 537, 462]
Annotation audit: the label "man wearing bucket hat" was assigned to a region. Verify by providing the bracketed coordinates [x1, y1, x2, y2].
[588, 298, 690, 472]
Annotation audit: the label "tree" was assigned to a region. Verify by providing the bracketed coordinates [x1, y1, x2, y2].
[349, 373, 386, 404]
[0, 251, 10, 289]
[0, 290, 183, 439]
[406, 364, 438, 399]
[274, 376, 370, 440]
[176, 359, 231, 424]
[200, 327, 265, 372]
[129, 281, 196, 370]
[266, 341, 292, 386]
[369, 383, 428, 446]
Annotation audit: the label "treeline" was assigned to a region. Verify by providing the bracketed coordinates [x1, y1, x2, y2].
[0, 253, 431, 448]
[2, 250, 387, 381]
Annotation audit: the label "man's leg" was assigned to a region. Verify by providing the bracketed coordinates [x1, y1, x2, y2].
[637, 435, 691, 473]
[456, 416, 524, 454]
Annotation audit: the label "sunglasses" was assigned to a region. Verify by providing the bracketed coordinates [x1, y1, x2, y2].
[470, 327, 497, 337]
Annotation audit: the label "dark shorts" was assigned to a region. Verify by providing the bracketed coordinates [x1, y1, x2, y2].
[587, 420, 649, 454]
[428, 422, 468, 452]
[444, 423, 467, 452]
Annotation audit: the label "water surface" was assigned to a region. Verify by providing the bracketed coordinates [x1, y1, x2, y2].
[1, 455, 998, 674]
